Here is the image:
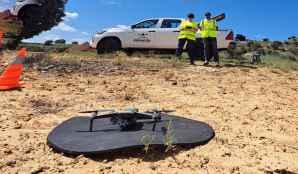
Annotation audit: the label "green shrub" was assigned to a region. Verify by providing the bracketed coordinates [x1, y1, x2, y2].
[288, 36, 297, 41]
[226, 45, 247, 59]
[271, 41, 283, 50]
[264, 49, 273, 55]
[54, 46, 68, 53]
[235, 34, 246, 41]
[19, 43, 45, 52]
[44, 40, 53, 46]
[55, 39, 66, 44]
[247, 41, 262, 51]
[279, 52, 297, 61]
[256, 48, 265, 55]
[262, 55, 298, 71]
[289, 47, 298, 56]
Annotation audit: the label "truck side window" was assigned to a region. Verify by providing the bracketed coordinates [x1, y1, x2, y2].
[133, 20, 159, 29]
[161, 19, 182, 28]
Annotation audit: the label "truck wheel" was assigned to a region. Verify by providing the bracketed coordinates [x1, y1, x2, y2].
[97, 38, 121, 54]
[19, 5, 44, 39]
[18, 0, 66, 39]
[6, 38, 20, 50]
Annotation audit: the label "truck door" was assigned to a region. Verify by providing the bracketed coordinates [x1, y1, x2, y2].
[154, 19, 182, 49]
[128, 19, 159, 48]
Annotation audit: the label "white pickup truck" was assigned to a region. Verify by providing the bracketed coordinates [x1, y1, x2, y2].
[90, 18, 234, 54]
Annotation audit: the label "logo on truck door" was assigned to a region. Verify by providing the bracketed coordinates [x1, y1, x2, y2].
[133, 33, 151, 42]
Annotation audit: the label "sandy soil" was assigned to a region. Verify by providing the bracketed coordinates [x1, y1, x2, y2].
[0, 51, 298, 174]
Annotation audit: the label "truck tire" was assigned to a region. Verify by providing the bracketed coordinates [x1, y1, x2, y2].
[97, 38, 121, 54]
[18, 0, 66, 39]
[6, 38, 20, 50]
[18, 5, 44, 39]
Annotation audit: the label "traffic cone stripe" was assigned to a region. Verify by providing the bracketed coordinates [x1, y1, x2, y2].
[11, 57, 25, 65]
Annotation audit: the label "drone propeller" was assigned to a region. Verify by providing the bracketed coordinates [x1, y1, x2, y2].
[147, 109, 176, 114]
[79, 109, 115, 114]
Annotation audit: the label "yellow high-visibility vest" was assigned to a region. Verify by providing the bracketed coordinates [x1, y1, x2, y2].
[178, 20, 197, 41]
[200, 19, 217, 38]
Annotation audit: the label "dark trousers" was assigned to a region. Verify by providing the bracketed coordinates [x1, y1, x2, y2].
[176, 38, 196, 64]
[203, 37, 219, 62]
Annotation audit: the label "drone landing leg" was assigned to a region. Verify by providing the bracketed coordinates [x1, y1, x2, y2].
[89, 119, 94, 132]
[152, 122, 157, 131]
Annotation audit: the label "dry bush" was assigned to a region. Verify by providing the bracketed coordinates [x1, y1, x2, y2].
[271, 41, 284, 50]
[113, 52, 126, 65]
[59, 55, 82, 66]
[161, 70, 175, 81]
[111, 51, 184, 70]
[227, 45, 247, 59]
[247, 41, 262, 51]
[164, 120, 174, 152]
[121, 86, 139, 101]
[123, 91, 135, 101]
[289, 47, 298, 56]
[262, 55, 298, 71]
[141, 135, 156, 153]
[24, 52, 51, 66]
[279, 52, 298, 61]
[30, 98, 65, 114]
[167, 58, 183, 68]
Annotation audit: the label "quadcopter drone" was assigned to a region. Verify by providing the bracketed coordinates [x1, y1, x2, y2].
[79, 109, 175, 132]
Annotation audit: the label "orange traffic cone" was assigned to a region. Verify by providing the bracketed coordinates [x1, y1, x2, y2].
[0, 31, 3, 43]
[0, 48, 27, 91]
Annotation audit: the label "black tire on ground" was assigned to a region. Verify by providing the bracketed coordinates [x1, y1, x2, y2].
[19, 5, 44, 39]
[18, 0, 66, 39]
[6, 38, 20, 50]
[97, 38, 121, 54]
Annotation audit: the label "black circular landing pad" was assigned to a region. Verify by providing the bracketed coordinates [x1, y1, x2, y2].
[47, 115, 215, 155]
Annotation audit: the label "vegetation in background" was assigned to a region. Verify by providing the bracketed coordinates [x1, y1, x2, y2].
[55, 39, 66, 44]
[3, 34, 297, 72]
[224, 36, 298, 71]
[18, 42, 71, 53]
[261, 55, 298, 71]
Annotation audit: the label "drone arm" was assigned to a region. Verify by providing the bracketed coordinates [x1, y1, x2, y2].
[88, 114, 116, 132]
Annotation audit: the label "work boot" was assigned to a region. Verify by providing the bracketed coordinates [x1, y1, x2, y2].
[203, 61, 209, 66]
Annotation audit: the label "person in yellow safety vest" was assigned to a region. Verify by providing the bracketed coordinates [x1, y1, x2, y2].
[176, 13, 198, 65]
[199, 12, 219, 66]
